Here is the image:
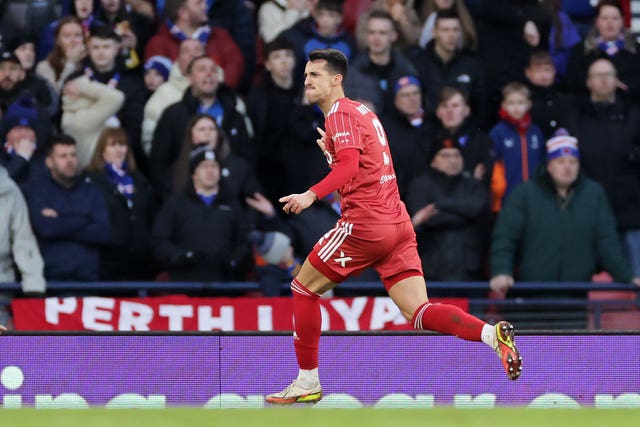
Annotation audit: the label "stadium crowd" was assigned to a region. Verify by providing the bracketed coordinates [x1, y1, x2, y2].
[1, 0, 639, 313]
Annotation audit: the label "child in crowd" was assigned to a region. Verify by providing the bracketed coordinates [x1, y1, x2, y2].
[143, 55, 172, 94]
[489, 81, 545, 212]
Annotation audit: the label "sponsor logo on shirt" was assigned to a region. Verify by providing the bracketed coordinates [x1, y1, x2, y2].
[380, 174, 396, 184]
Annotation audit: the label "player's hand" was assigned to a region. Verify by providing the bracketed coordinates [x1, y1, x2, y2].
[490, 274, 514, 294]
[279, 190, 317, 214]
[316, 127, 328, 153]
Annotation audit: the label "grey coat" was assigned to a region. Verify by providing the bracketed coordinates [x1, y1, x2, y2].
[0, 167, 45, 293]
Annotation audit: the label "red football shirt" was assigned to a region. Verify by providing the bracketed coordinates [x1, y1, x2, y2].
[317, 97, 410, 224]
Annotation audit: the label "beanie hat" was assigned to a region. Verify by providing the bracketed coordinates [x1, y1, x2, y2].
[249, 230, 291, 264]
[0, 50, 21, 66]
[2, 95, 38, 133]
[394, 75, 421, 95]
[546, 128, 579, 160]
[144, 55, 172, 81]
[188, 144, 217, 174]
[428, 136, 462, 163]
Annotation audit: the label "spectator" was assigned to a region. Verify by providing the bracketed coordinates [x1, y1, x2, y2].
[433, 86, 494, 187]
[150, 55, 253, 200]
[539, 0, 581, 80]
[207, 0, 257, 91]
[60, 71, 125, 170]
[489, 81, 545, 212]
[141, 39, 204, 154]
[379, 75, 429, 199]
[257, 0, 312, 43]
[468, 0, 550, 122]
[35, 16, 87, 95]
[24, 134, 110, 281]
[0, 50, 54, 124]
[83, 25, 147, 173]
[490, 131, 640, 326]
[0, 96, 49, 185]
[355, 0, 421, 50]
[418, 0, 478, 51]
[250, 230, 302, 297]
[38, 0, 103, 61]
[171, 114, 261, 207]
[94, 0, 155, 69]
[280, 0, 356, 82]
[151, 145, 251, 281]
[247, 37, 299, 206]
[0, 165, 46, 294]
[565, 0, 640, 100]
[6, 35, 58, 117]
[144, 0, 245, 89]
[524, 50, 576, 140]
[344, 10, 418, 114]
[566, 58, 640, 278]
[84, 127, 155, 280]
[407, 135, 489, 283]
[143, 55, 173, 94]
[407, 10, 486, 124]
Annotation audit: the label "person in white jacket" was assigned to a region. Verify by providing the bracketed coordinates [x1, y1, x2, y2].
[0, 166, 46, 294]
[141, 39, 205, 155]
[60, 73, 125, 170]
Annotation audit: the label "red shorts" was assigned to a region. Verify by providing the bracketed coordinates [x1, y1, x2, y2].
[308, 219, 423, 291]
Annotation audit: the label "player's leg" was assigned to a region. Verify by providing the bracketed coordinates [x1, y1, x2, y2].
[379, 221, 522, 380]
[265, 260, 337, 404]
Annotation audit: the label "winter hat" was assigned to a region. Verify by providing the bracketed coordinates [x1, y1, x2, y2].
[428, 136, 462, 163]
[394, 75, 421, 95]
[188, 144, 217, 174]
[144, 55, 172, 81]
[7, 34, 36, 52]
[2, 95, 38, 133]
[0, 50, 21, 66]
[249, 230, 291, 264]
[546, 128, 579, 160]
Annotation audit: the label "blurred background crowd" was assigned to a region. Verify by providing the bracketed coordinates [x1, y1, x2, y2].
[0, 0, 639, 318]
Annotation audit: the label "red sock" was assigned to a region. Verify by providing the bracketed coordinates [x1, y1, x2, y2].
[412, 302, 484, 341]
[290, 278, 321, 369]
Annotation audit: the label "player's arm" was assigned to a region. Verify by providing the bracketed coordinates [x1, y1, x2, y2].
[280, 148, 360, 214]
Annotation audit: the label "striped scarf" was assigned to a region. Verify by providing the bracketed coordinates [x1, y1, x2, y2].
[105, 162, 134, 206]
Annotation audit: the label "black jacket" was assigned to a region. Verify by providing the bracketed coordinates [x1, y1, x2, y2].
[407, 41, 487, 125]
[566, 94, 640, 230]
[151, 186, 251, 281]
[406, 167, 489, 281]
[85, 170, 156, 280]
[528, 83, 576, 139]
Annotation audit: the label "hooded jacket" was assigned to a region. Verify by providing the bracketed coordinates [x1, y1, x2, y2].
[0, 166, 46, 292]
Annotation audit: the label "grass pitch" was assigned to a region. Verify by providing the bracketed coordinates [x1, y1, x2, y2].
[0, 408, 639, 427]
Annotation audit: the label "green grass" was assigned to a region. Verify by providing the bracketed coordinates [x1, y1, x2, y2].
[0, 408, 639, 427]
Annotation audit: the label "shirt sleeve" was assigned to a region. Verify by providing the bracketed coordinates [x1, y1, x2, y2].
[310, 148, 360, 199]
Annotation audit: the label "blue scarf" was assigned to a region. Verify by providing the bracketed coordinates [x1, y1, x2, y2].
[597, 33, 625, 56]
[166, 19, 211, 45]
[105, 162, 134, 207]
[197, 192, 217, 206]
[84, 67, 120, 89]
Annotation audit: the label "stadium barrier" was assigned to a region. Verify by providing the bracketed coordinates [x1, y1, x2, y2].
[0, 281, 638, 330]
[0, 332, 638, 408]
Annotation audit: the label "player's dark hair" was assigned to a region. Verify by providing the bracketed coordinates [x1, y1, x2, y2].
[46, 133, 76, 157]
[308, 48, 348, 80]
